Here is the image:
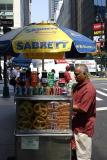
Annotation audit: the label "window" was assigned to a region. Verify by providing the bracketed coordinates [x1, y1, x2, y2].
[7, 4, 13, 10]
[0, 4, 13, 11]
[94, 0, 106, 6]
[0, 4, 5, 10]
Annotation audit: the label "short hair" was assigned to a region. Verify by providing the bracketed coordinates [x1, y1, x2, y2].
[51, 69, 55, 73]
[75, 64, 89, 78]
[66, 65, 70, 71]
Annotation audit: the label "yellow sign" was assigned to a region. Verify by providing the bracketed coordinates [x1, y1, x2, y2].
[94, 30, 104, 35]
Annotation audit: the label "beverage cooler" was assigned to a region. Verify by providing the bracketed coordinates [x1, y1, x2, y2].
[15, 95, 72, 160]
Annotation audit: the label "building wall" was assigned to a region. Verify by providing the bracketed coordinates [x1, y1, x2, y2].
[57, 0, 73, 29]
[0, 0, 31, 31]
[57, 0, 80, 30]
[0, 0, 13, 19]
[23, 0, 31, 25]
[78, 0, 94, 38]
[49, 0, 61, 20]
[57, 0, 94, 39]
[14, 0, 31, 28]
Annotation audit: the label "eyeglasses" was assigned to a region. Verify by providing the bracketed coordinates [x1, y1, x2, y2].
[74, 72, 81, 76]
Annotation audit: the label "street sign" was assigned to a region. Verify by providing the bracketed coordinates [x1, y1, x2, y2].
[93, 23, 105, 31]
[0, 19, 13, 27]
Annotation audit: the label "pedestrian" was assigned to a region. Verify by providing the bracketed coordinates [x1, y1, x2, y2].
[51, 69, 57, 81]
[26, 68, 31, 86]
[9, 66, 20, 103]
[9, 66, 20, 93]
[64, 65, 72, 84]
[71, 64, 96, 160]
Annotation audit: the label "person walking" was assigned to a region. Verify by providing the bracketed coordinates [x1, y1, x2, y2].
[64, 65, 72, 84]
[9, 66, 20, 103]
[71, 64, 96, 160]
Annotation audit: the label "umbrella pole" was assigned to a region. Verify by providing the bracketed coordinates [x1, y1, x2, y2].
[0, 57, 2, 80]
[3, 55, 10, 98]
[42, 59, 44, 71]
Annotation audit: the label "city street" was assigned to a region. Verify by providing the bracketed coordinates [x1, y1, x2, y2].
[91, 79, 107, 160]
[0, 79, 107, 160]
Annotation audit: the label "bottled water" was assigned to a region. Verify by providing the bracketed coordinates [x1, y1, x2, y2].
[67, 80, 73, 96]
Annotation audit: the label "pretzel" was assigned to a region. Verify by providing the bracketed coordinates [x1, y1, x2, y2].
[57, 119, 69, 124]
[33, 103, 41, 113]
[33, 103, 48, 117]
[32, 117, 47, 129]
[57, 112, 70, 117]
[17, 119, 32, 129]
[57, 124, 69, 129]
[19, 101, 33, 116]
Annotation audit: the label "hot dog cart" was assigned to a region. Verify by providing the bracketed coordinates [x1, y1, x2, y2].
[0, 21, 96, 160]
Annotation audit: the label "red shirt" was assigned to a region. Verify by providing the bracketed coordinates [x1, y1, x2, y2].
[64, 71, 72, 83]
[72, 80, 96, 137]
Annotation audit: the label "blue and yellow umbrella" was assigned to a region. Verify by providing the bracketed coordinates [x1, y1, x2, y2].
[0, 22, 96, 59]
[12, 54, 32, 67]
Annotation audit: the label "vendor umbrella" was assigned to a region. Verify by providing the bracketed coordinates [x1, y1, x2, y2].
[12, 54, 32, 67]
[0, 28, 23, 57]
[0, 22, 96, 59]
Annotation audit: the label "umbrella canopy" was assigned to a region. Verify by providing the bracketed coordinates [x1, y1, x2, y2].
[12, 54, 32, 67]
[0, 27, 24, 57]
[0, 22, 96, 59]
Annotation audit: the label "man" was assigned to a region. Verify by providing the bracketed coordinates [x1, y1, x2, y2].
[72, 64, 96, 160]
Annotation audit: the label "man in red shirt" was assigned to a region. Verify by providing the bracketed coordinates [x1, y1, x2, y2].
[72, 64, 96, 160]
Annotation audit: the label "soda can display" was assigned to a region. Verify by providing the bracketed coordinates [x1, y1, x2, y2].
[25, 87, 31, 96]
[15, 86, 22, 96]
[29, 86, 33, 96]
[22, 87, 26, 95]
[48, 79, 54, 87]
[55, 87, 61, 95]
[31, 71, 38, 87]
[33, 87, 37, 95]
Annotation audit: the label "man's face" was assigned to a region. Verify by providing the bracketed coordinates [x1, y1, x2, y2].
[74, 67, 86, 83]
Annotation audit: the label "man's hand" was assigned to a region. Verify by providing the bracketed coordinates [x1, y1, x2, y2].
[73, 104, 79, 111]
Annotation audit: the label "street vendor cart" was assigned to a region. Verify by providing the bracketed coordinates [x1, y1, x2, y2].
[15, 95, 72, 160]
[0, 21, 96, 160]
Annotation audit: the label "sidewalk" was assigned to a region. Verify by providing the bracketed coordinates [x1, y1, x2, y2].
[0, 93, 16, 160]
[91, 76, 107, 80]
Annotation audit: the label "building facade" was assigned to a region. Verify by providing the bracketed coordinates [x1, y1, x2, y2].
[56, 0, 95, 39]
[56, 0, 107, 39]
[0, 0, 32, 34]
[13, 0, 31, 28]
[56, 0, 76, 29]
[49, 0, 61, 20]
[93, 0, 107, 48]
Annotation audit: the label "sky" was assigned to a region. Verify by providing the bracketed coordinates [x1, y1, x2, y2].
[94, 0, 106, 6]
[31, 0, 49, 23]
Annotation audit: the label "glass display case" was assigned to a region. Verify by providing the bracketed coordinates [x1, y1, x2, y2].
[15, 95, 72, 160]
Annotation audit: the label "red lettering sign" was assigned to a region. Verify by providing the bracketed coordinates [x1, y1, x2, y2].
[55, 59, 68, 64]
[93, 23, 105, 31]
